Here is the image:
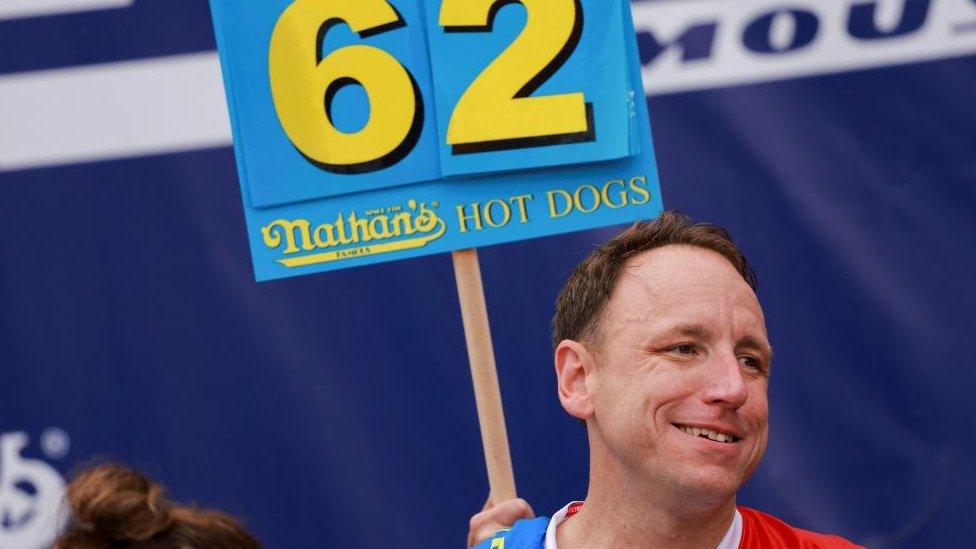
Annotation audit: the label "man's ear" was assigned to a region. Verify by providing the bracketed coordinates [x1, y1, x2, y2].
[554, 339, 596, 420]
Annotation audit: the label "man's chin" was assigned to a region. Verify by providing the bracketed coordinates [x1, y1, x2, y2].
[658, 462, 744, 508]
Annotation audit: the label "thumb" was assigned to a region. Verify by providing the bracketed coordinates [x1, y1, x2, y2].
[467, 498, 535, 547]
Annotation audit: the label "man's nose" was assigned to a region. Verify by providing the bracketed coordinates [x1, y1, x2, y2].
[701, 351, 749, 409]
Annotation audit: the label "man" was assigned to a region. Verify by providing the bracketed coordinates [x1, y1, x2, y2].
[468, 212, 860, 548]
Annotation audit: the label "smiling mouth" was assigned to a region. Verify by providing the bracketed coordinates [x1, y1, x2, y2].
[673, 424, 741, 444]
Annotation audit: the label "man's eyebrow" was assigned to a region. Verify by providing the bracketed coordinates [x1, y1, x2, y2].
[739, 335, 773, 358]
[665, 323, 711, 339]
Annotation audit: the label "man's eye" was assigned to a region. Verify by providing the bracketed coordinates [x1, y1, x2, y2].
[738, 355, 762, 370]
[671, 344, 697, 355]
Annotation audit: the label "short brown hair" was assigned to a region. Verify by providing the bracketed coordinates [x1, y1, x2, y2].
[552, 211, 757, 348]
[55, 463, 260, 549]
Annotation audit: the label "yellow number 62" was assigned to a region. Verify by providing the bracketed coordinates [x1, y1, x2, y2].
[268, 0, 592, 173]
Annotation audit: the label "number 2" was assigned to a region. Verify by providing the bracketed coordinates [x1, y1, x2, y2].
[440, 0, 593, 154]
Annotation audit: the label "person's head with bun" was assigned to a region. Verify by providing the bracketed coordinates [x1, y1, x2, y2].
[56, 463, 260, 548]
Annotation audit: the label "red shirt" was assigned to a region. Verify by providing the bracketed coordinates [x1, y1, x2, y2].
[738, 507, 864, 548]
[562, 503, 863, 548]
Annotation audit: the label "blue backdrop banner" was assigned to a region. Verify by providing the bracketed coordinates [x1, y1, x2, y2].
[1, 1, 974, 548]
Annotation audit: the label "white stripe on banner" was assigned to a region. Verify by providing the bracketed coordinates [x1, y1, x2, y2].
[0, 52, 231, 172]
[0, 0, 133, 20]
[2, 0, 976, 171]
[635, 0, 976, 95]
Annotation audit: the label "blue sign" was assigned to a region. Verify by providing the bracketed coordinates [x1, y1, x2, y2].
[209, 0, 661, 281]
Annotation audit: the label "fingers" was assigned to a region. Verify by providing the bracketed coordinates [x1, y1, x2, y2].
[467, 498, 535, 547]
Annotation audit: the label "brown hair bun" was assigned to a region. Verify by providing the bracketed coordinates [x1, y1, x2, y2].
[57, 463, 261, 549]
[66, 464, 174, 542]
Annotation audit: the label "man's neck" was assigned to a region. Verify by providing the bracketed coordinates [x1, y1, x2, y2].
[556, 467, 736, 549]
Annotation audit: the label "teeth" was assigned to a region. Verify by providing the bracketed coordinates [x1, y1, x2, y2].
[677, 425, 738, 443]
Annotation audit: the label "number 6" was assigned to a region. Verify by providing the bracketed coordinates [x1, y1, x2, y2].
[269, 0, 422, 174]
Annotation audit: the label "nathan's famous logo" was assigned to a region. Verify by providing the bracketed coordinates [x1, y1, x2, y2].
[262, 199, 446, 267]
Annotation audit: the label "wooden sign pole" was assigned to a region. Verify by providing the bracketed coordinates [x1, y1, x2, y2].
[452, 248, 517, 502]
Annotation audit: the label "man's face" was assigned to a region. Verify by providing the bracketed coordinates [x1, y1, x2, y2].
[584, 245, 771, 502]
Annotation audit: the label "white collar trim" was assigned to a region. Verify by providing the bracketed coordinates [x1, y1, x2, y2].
[543, 502, 742, 549]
